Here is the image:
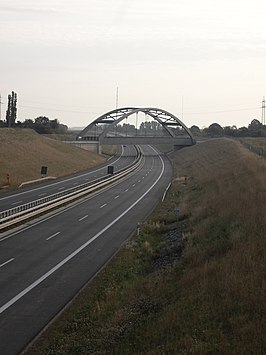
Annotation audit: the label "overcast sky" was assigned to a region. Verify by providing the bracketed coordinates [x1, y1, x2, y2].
[1, 0, 265, 129]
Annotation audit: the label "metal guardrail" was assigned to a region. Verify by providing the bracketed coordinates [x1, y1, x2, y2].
[239, 140, 266, 158]
[0, 147, 142, 231]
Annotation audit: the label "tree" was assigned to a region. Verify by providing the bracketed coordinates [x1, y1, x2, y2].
[208, 123, 223, 137]
[5, 91, 17, 127]
[237, 126, 249, 137]
[57, 123, 68, 134]
[248, 119, 262, 136]
[34, 116, 51, 134]
[23, 119, 34, 129]
[190, 125, 201, 136]
[223, 126, 237, 136]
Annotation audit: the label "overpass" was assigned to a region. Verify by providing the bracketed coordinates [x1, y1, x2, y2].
[75, 107, 196, 153]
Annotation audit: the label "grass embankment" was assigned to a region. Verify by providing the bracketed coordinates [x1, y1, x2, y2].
[0, 128, 105, 190]
[26, 138, 266, 354]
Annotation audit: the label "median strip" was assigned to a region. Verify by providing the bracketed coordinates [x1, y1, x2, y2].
[0, 148, 142, 231]
[0, 151, 164, 316]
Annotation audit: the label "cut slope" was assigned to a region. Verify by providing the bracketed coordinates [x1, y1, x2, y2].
[0, 128, 105, 189]
[26, 138, 266, 354]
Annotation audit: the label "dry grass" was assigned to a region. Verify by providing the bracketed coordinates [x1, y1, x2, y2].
[26, 138, 266, 354]
[239, 137, 266, 150]
[0, 128, 105, 190]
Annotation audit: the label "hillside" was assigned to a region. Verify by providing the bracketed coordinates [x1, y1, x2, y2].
[0, 128, 105, 190]
[26, 138, 266, 354]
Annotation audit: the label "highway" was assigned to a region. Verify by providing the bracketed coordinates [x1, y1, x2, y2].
[0, 145, 172, 355]
[0, 145, 138, 213]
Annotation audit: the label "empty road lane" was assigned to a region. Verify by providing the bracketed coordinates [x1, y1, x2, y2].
[0, 145, 172, 355]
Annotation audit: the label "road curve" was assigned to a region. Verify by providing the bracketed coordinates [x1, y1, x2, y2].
[0, 145, 172, 355]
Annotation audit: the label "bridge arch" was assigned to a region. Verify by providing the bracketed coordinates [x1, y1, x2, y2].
[77, 107, 195, 147]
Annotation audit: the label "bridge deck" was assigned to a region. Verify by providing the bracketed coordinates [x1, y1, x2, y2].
[99, 136, 195, 146]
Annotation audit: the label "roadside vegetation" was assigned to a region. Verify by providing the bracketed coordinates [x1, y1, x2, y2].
[0, 128, 105, 190]
[26, 138, 266, 354]
[238, 137, 266, 150]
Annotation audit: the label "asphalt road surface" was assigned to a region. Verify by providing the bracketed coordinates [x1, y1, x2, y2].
[0, 145, 137, 213]
[0, 145, 172, 355]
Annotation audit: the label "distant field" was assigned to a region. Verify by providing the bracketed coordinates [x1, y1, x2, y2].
[27, 138, 266, 354]
[0, 128, 105, 190]
[239, 136, 266, 150]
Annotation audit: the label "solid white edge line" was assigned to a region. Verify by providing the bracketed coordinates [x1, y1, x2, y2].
[0, 258, 15, 268]
[0, 148, 165, 315]
[162, 182, 172, 202]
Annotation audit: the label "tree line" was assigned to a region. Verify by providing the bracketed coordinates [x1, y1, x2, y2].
[113, 119, 266, 137]
[0, 91, 68, 134]
[191, 119, 266, 137]
[1, 91, 265, 137]
[0, 114, 68, 135]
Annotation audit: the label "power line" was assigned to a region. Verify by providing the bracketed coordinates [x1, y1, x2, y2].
[0, 94, 2, 121]
[262, 97, 265, 125]
[183, 107, 260, 115]
[18, 104, 100, 115]
[19, 104, 260, 116]
[1, 99, 261, 117]
[116, 87, 119, 110]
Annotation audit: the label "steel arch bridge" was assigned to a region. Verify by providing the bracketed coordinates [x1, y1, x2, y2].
[77, 107, 196, 148]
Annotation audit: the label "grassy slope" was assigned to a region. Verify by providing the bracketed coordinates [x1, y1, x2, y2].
[26, 138, 266, 354]
[0, 128, 105, 189]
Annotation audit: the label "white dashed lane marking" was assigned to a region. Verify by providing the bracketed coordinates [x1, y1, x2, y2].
[79, 215, 88, 221]
[0, 258, 15, 269]
[46, 232, 61, 241]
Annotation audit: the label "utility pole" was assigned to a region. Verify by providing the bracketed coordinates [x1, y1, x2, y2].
[0, 93, 2, 121]
[116, 87, 119, 110]
[262, 96, 265, 125]
[115, 87, 119, 136]
[181, 95, 184, 119]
